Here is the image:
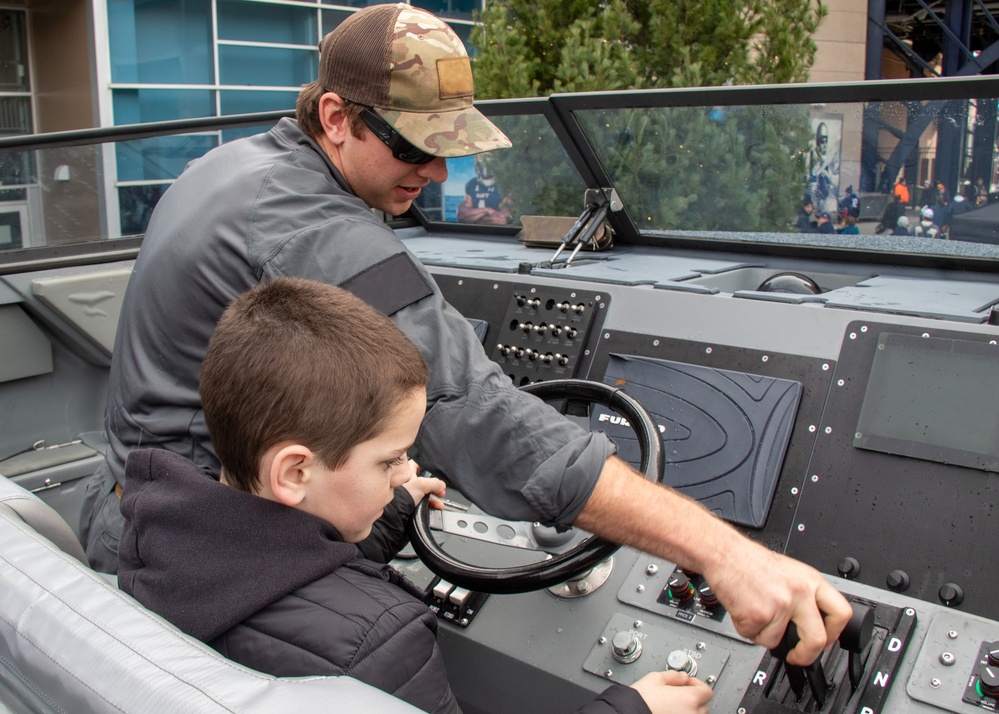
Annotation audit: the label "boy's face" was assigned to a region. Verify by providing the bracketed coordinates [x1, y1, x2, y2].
[301, 386, 427, 542]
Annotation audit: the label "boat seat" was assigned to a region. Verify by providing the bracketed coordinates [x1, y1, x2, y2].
[0, 475, 421, 713]
[0, 474, 89, 565]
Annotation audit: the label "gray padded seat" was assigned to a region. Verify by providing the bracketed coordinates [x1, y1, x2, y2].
[0, 476, 421, 713]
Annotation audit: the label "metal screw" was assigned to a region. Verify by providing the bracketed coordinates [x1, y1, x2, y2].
[598, 636, 607, 645]
[824, 426, 832, 434]
[460, 618, 469, 626]
[930, 678, 941, 688]
[696, 642, 706, 650]
[762, 355, 769, 362]
[633, 620, 643, 628]
[705, 347, 713, 354]
[791, 487, 799, 495]
[636, 584, 645, 593]
[605, 670, 614, 678]
[860, 326, 868, 332]
[706, 675, 717, 684]
[808, 425, 816, 433]
[822, 363, 829, 371]
[849, 332, 857, 340]
[837, 379, 845, 386]
[940, 652, 955, 666]
[738, 708, 747, 714]
[646, 564, 659, 575]
[798, 524, 806, 531]
[947, 630, 958, 639]
[653, 339, 660, 346]
[905, 608, 915, 616]
[811, 474, 819, 482]
[922, 333, 930, 338]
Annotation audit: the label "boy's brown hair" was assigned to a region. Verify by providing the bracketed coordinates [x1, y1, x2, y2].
[200, 277, 429, 493]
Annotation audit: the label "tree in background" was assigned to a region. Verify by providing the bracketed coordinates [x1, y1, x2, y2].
[470, 0, 826, 232]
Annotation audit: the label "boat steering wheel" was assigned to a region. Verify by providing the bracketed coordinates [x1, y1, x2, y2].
[408, 378, 665, 594]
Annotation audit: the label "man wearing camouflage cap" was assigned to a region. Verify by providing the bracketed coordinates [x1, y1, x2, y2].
[83, 1, 849, 684]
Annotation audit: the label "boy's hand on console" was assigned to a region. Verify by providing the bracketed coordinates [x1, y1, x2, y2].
[631, 671, 712, 714]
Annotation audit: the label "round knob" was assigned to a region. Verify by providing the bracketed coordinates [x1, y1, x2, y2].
[939, 583, 964, 607]
[666, 649, 697, 677]
[886, 569, 910, 592]
[668, 573, 695, 602]
[980, 666, 999, 698]
[837, 557, 861, 579]
[698, 582, 719, 607]
[987, 645, 999, 667]
[611, 631, 642, 664]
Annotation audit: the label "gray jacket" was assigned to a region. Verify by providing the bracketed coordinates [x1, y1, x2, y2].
[83, 118, 613, 571]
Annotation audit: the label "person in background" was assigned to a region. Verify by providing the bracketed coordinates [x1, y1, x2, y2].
[456, 153, 511, 224]
[913, 207, 940, 238]
[839, 184, 860, 221]
[893, 215, 911, 236]
[796, 196, 816, 232]
[875, 193, 903, 234]
[815, 211, 835, 234]
[893, 176, 909, 206]
[837, 214, 860, 235]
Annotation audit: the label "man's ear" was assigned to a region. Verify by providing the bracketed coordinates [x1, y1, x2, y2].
[267, 443, 315, 507]
[318, 91, 349, 146]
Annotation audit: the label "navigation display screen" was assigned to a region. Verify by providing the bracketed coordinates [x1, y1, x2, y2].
[854, 332, 999, 472]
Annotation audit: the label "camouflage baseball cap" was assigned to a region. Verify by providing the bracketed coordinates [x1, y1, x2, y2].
[318, 3, 511, 158]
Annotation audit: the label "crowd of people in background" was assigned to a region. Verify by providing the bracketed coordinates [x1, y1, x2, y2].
[796, 173, 990, 239]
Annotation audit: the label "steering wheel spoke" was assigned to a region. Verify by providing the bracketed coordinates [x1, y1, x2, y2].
[430, 509, 588, 555]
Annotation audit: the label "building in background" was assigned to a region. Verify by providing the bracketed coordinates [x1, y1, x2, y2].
[0, 0, 997, 245]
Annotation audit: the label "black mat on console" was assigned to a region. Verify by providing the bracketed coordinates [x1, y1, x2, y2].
[590, 353, 802, 528]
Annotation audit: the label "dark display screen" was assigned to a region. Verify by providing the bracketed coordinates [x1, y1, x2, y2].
[854, 332, 999, 471]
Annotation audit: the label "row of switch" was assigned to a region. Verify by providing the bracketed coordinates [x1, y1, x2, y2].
[514, 295, 587, 313]
[496, 346, 571, 365]
[424, 577, 489, 628]
[513, 322, 580, 338]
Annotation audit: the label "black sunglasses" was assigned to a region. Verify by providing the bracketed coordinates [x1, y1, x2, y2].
[359, 109, 436, 165]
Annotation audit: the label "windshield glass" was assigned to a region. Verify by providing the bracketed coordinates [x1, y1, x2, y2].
[2, 78, 999, 268]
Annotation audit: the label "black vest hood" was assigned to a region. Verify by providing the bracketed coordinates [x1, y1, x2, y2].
[118, 448, 357, 642]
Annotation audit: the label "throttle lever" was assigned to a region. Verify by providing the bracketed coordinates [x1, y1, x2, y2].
[839, 602, 875, 691]
[770, 622, 830, 706]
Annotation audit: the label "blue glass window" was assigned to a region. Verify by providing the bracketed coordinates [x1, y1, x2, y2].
[219, 46, 316, 88]
[113, 88, 215, 125]
[411, 0, 480, 21]
[217, 1, 318, 44]
[108, 0, 213, 84]
[118, 184, 169, 236]
[115, 134, 218, 183]
[220, 90, 298, 116]
[320, 9, 354, 38]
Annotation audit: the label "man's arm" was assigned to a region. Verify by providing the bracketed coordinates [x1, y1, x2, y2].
[456, 194, 508, 224]
[573, 456, 852, 666]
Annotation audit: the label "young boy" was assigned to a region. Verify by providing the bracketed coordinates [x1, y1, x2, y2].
[117, 277, 711, 714]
